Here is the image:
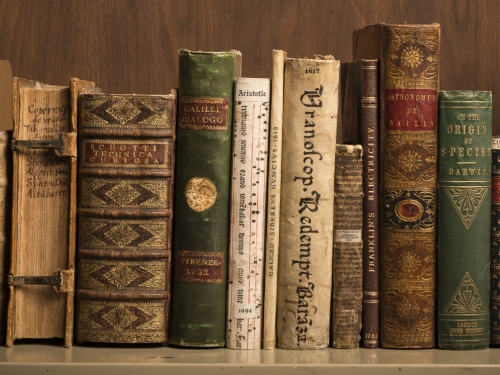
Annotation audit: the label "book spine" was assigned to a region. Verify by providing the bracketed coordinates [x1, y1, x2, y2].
[171, 50, 242, 347]
[226, 77, 270, 349]
[493, 136, 500, 345]
[332, 144, 363, 349]
[0, 131, 11, 345]
[263, 50, 286, 350]
[8, 80, 72, 346]
[359, 59, 380, 348]
[276, 56, 339, 349]
[75, 93, 176, 344]
[437, 91, 492, 350]
[379, 25, 439, 348]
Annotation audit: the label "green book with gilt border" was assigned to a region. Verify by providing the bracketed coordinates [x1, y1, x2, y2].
[437, 90, 492, 350]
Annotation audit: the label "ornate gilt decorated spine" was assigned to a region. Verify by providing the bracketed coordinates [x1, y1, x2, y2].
[437, 91, 492, 350]
[276, 55, 339, 349]
[353, 23, 440, 348]
[263, 50, 287, 350]
[226, 77, 270, 349]
[171, 50, 242, 347]
[492, 136, 500, 345]
[0, 131, 11, 345]
[332, 144, 363, 348]
[75, 91, 176, 344]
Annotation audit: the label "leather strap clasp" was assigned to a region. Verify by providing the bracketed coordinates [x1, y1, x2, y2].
[7, 269, 74, 293]
[11, 132, 76, 157]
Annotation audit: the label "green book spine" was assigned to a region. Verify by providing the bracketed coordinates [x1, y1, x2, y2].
[437, 90, 492, 350]
[170, 49, 242, 347]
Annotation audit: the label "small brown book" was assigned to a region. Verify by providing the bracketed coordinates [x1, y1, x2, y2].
[75, 90, 176, 344]
[340, 60, 380, 348]
[7, 77, 95, 347]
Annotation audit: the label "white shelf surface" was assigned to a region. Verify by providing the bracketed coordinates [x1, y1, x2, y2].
[0, 344, 499, 375]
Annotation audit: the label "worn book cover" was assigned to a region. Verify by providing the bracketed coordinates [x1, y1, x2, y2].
[226, 77, 270, 349]
[353, 23, 440, 348]
[171, 49, 242, 347]
[7, 78, 81, 347]
[340, 59, 380, 348]
[263, 49, 287, 350]
[332, 144, 363, 348]
[276, 55, 339, 349]
[75, 90, 176, 344]
[438, 91, 491, 350]
[0, 131, 11, 345]
[492, 136, 500, 345]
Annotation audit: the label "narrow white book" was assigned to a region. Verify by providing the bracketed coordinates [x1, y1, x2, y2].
[226, 77, 270, 349]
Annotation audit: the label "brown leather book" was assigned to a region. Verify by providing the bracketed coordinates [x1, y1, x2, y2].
[75, 90, 176, 344]
[6, 78, 94, 347]
[353, 23, 440, 349]
[340, 60, 380, 348]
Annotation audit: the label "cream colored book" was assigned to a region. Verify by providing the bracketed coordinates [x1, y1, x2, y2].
[226, 77, 270, 349]
[263, 49, 286, 350]
[276, 56, 339, 349]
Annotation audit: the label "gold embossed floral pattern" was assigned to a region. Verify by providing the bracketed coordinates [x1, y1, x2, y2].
[105, 181, 140, 206]
[398, 251, 421, 273]
[401, 46, 423, 68]
[398, 150, 422, 173]
[102, 304, 138, 329]
[105, 223, 140, 247]
[106, 99, 141, 124]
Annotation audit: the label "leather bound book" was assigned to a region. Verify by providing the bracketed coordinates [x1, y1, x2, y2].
[263, 50, 287, 350]
[226, 77, 270, 349]
[332, 144, 363, 349]
[7, 78, 92, 347]
[437, 91, 492, 350]
[276, 55, 339, 349]
[353, 23, 440, 348]
[340, 59, 380, 348]
[492, 136, 500, 346]
[0, 131, 11, 345]
[75, 90, 176, 344]
[171, 50, 242, 347]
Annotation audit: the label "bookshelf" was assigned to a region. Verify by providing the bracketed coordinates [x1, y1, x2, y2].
[0, 0, 499, 373]
[0, 345, 499, 374]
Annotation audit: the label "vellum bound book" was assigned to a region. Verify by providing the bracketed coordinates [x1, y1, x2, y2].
[7, 77, 95, 346]
[276, 55, 339, 349]
[75, 90, 176, 344]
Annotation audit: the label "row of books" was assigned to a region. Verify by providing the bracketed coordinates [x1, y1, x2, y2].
[0, 22, 498, 351]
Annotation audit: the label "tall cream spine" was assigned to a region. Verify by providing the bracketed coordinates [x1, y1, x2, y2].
[263, 50, 287, 349]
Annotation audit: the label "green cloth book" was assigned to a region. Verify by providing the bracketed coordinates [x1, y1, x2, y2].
[170, 49, 242, 347]
[437, 91, 492, 350]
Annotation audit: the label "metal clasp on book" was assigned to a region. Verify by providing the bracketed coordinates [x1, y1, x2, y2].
[7, 269, 74, 293]
[11, 133, 77, 157]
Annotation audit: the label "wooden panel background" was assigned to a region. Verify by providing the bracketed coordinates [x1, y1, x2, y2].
[0, 0, 498, 132]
